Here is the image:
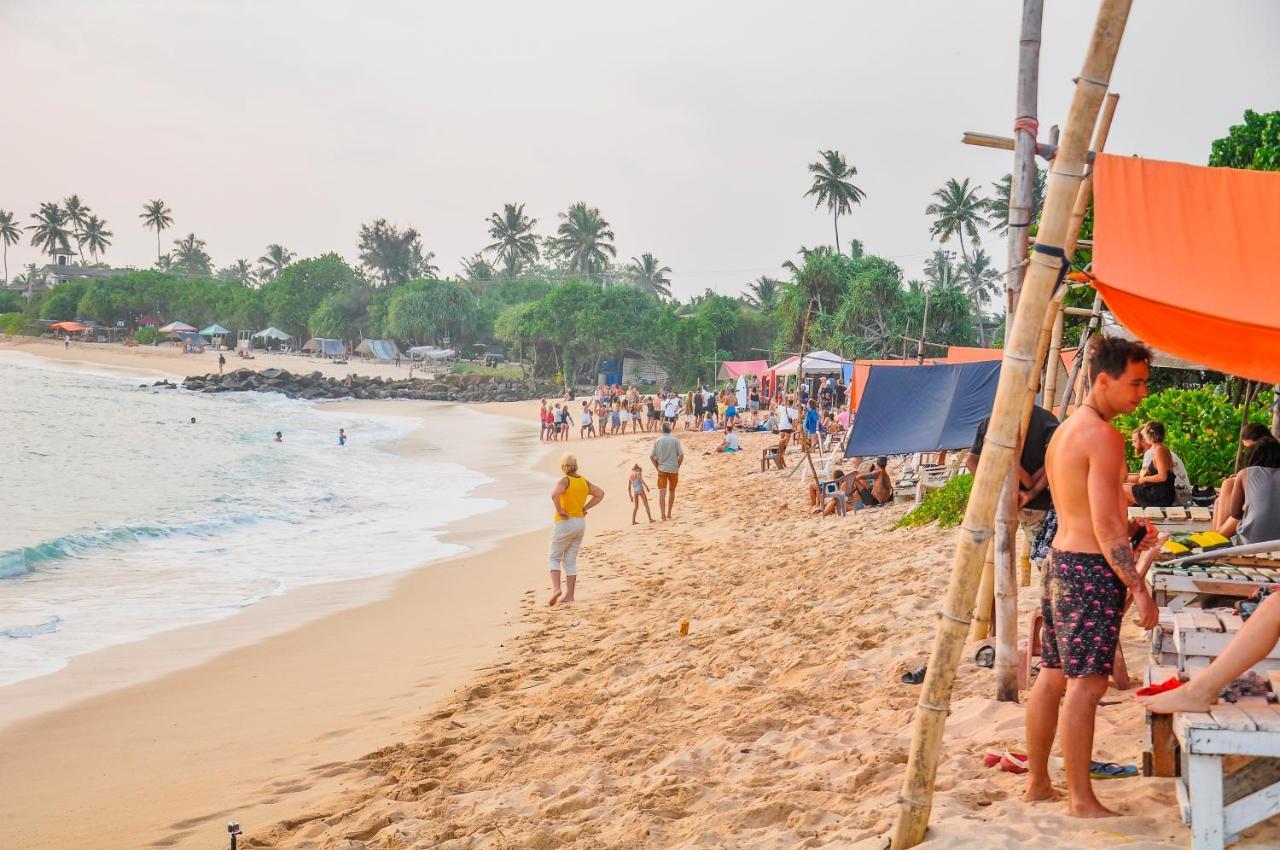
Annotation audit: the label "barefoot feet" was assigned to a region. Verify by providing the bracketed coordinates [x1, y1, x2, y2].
[548, 591, 561, 606]
[1137, 683, 1214, 715]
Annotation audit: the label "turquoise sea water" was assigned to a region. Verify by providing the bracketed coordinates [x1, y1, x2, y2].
[0, 352, 500, 687]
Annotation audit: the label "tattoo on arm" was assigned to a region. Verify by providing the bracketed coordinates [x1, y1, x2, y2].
[1106, 541, 1141, 589]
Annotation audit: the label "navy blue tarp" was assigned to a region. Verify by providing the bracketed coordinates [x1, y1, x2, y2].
[845, 360, 1001, 457]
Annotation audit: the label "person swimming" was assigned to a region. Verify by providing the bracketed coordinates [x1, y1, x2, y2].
[338, 428, 347, 446]
[274, 431, 283, 443]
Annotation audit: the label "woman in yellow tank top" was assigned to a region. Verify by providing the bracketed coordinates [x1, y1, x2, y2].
[547, 454, 604, 606]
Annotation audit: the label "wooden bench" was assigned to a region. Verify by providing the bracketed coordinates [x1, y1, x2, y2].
[760, 445, 783, 472]
[1149, 559, 1280, 611]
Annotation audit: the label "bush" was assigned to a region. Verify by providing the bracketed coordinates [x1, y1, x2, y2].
[1114, 386, 1273, 487]
[895, 473, 973, 529]
[0, 312, 30, 335]
[134, 326, 158, 345]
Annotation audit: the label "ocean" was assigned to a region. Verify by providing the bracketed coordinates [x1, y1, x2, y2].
[0, 352, 503, 688]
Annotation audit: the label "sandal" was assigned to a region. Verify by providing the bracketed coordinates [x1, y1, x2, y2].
[974, 645, 995, 669]
[1000, 750, 1028, 775]
[1090, 761, 1138, 779]
[901, 665, 927, 685]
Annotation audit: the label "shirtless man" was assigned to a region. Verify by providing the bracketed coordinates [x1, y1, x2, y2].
[1024, 336, 1160, 817]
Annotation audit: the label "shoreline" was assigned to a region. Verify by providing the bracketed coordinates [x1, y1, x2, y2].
[0, 340, 640, 849]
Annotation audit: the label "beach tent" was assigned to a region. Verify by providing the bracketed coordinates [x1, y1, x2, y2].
[409, 346, 456, 361]
[943, 346, 1005, 363]
[770, 350, 850, 376]
[49, 320, 89, 333]
[171, 331, 206, 351]
[355, 339, 402, 361]
[1097, 320, 1207, 372]
[845, 360, 1001, 458]
[158, 321, 196, 333]
[717, 359, 769, 381]
[199, 323, 230, 337]
[302, 337, 347, 357]
[253, 326, 292, 341]
[1092, 153, 1280, 384]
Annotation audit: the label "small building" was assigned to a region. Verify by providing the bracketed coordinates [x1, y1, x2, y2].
[7, 250, 125, 296]
[599, 349, 669, 387]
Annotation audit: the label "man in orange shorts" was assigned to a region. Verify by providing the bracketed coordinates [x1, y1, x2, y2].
[649, 422, 685, 520]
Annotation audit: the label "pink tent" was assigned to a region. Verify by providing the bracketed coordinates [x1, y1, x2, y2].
[718, 359, 769, 380]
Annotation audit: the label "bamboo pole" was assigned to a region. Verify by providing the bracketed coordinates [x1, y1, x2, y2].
[971, 540, 996, 640]
[1043, 309, 1065, 406]
[890, 3, 1131, 846]
[993, 0, 1044, 703]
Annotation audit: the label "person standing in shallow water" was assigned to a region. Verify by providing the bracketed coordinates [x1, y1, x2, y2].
[1023, 336, 1160, 818]
[547, 454, 604, 606]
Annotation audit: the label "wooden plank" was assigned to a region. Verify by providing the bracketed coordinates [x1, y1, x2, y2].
[1186, 657, 1212, 675]
[1190, 506, 1212, 522]
[1183, 728, 1280, 758]
[1225, 779, 1280, 838]
[1175, 610, 1200, 633]
[1218, 612, 1246, 633]
[1239, 706, 1280, 733]
[1149, 711, 1180, 777]
[1267, 670, 1280, 699]
[1186, 753, 1226, 849]
[1178, 712, 1223, 735]
[1210, 706, 1259, 732]
[1193, 610, 1225, 631]
[1148, 664, 1179, 684]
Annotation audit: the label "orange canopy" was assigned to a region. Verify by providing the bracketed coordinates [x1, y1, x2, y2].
[1092, 154, 1280, 384]
[50, 321, 88, 332]
[943, 346, 1004, 363]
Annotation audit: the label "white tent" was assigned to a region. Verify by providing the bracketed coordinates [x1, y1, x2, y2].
[199, 323, 230, 337]
[252, 327, 292, 340]
[771, 349, 850, 376]
[158, 321, 196, 333]
[409, 346, 456, 361]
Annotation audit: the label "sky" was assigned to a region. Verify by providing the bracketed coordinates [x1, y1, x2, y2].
[3, 1, 1276, 300]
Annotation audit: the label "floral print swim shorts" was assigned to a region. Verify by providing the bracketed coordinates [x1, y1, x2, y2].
[1040, 549, 1126, 678]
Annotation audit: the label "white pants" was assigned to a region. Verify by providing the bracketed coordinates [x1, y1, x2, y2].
[548, 518, 586, 576]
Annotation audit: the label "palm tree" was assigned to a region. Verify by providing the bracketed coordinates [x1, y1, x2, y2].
[219, 259, 256, 285]
[257, 244, 295, 281]
[139, 199, 174, 263]
[79, 215, 113, 263]
[63, 195, 91, 262]
[460, 253, 496, 283]
[804, 149, 866, 255]
[742, 276, 783, 312]
[923, 249, 959, 289]
[551, 202, 616, 276]
[172, 233, 212, 277]
[357, 219, 437, 285]
[485, 202, 540, 276]
[0, 210, 21, 283]
[963, 248, 1002, 307]
[986, 166, 1047, 235]
[626, 253, 672, 298]
[27, 202, 73, 258]
[926, 177, 991, 343]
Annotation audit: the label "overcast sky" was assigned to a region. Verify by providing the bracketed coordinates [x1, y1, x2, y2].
[3, 1, 1276, 299]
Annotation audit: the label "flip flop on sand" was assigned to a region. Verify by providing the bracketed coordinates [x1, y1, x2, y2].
[1000, 750, 1028, 775]
[901, 665, 927, 685]
[1090, 761, 1138, 779]
[981, 749, 1004, 768]
[974, 645, 995, 669]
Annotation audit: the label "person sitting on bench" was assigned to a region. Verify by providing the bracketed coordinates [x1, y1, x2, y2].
[1216, 436, 1280, 544]
[1214, 422, 1273, 531]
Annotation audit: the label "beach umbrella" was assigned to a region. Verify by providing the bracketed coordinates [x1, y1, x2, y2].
[158, 321, 196, 333]
[252, 326, 292, 340]
[50, 320, 88, 333]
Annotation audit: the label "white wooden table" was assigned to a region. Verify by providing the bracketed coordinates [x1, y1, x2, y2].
[1149, 560, 1280, 612]
[1175, 708, 1280, 849]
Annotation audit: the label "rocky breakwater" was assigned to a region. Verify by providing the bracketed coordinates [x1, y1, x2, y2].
[157, 368, 543, 402]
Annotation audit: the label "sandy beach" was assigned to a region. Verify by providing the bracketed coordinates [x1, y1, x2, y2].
[4, 337, 1279, 849]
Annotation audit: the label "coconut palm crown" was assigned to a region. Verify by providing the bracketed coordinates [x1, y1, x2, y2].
[552, 202, 616, 276]
[627, 253, 672, 299]
[485, 202, 540, 276]
[139, 199, 174, 263]
[804, 149, 866, 255]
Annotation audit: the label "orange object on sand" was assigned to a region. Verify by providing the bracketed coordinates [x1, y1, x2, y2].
[1092, 154, 1280, 384]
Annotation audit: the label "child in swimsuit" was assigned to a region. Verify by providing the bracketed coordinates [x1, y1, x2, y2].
[629, 464, 654, 524]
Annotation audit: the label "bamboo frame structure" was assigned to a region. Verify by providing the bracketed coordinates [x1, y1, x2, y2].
[993, 0, 1044, 702]
[889, 3, 1132, 846]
